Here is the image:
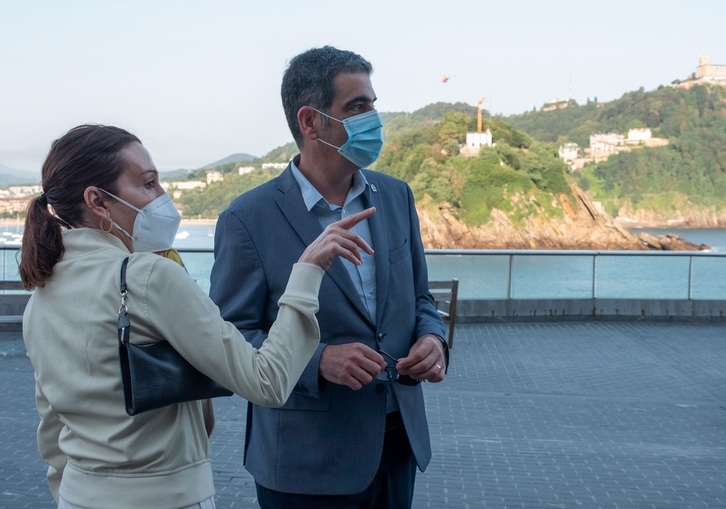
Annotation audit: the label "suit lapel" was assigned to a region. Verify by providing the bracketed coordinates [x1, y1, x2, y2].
[364, 172, 390, 325]
[275, 166, 372, 323]
[274, 168, 321, 246]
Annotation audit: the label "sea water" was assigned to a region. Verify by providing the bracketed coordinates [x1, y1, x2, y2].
[170, 225, 726, 299]
[4, 224, 726, 299]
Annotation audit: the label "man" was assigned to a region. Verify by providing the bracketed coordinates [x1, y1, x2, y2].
[210, 46, 447, 509]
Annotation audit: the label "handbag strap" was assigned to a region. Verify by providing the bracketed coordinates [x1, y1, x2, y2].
[118, 257, 131, 347]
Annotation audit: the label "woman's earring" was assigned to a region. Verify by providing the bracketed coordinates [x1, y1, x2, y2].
[100, 215, 113, 233]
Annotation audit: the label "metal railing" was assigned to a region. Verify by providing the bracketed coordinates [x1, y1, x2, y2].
[0, 248, 21, 285]
[4, 247, 726, 302]
[423, 249, 726, 301]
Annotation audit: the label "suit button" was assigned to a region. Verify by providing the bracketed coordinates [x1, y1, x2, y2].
[375, 383, 385, 393]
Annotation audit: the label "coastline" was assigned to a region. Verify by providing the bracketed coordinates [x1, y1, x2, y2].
[2, 215, 724, 232]
[0, 217, 722, 252]
[2, 216, 725, 231]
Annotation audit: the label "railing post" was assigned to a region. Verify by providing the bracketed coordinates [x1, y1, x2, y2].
[507, 254, 513, 300]
[592, 254, 597, 299]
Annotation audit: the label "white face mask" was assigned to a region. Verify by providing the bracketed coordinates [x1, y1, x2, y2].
[100, 189, 181, 252]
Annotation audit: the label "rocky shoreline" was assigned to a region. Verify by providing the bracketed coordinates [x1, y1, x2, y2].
[0, 203, 710, 251]
[418, 185, 709, 252]
[613, 206, 726, 230]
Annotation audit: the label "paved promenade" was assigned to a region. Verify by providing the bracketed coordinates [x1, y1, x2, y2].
[1, 321, 725, 508]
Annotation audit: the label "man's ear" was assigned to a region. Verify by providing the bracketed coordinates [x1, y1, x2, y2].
[83, 186, 111, 221]
[297, 106, 320, 142]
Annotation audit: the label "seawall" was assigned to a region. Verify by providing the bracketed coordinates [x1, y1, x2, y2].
[456, 298, 726, 323]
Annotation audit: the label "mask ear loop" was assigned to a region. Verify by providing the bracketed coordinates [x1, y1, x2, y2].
[312, 108, 344, 151]
[317, 138, 342, 151]
[99, 188, 143, 214]
[97, 190, 136, 241]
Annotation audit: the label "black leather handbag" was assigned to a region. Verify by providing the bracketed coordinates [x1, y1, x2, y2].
[117, 257, 232, 415]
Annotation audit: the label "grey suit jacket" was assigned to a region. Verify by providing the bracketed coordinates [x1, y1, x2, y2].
[209, 162, 446, 495]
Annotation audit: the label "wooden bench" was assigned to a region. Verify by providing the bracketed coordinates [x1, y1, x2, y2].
[429, 278, 459, 349]
[0, 280, 29, 325]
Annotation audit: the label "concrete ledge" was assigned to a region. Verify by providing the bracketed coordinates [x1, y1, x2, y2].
[0, 294, 30, 331]
[5, 294, 726, 330]
[457, 298, 726, 323]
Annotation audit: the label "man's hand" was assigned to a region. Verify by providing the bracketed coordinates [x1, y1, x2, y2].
[319, 343, 386, 390]
[395, 334, 446, 383]
[298, 207, 375, 270]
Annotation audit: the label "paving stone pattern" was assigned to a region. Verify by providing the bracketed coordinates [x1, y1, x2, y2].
[1, 322, 725, 508]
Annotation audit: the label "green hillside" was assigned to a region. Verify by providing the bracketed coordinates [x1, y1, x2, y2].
[176, 105, 575, 224]
[505, 85, 726, 217]
[375, 110, 571, 226]
[178, 84, 726, 226]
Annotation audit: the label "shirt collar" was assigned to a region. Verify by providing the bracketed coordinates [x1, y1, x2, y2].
[290, 159, 370, 211]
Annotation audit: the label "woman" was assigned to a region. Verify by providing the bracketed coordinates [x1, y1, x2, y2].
[20, 124, 375, 509]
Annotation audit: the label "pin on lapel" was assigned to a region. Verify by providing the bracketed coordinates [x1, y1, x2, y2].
[371, 184, 378, 192]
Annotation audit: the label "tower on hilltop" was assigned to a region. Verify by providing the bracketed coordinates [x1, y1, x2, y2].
[460, 97, 493, 157]
[695, 55, 726, 81]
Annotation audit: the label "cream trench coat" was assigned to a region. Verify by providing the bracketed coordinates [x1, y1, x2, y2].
[23, 227, 322, 509]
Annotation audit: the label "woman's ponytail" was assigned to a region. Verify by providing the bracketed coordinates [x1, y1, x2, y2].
[19, 194, 65, 289]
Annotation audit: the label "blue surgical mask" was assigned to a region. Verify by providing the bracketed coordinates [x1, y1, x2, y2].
[315, 109, 384, 168]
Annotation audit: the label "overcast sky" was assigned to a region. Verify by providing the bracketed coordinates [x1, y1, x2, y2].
[1, 0, 724, 175]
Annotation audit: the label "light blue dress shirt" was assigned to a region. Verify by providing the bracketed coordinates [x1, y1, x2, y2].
[290, 161, 377, 321]
[290, 162, 400, 414]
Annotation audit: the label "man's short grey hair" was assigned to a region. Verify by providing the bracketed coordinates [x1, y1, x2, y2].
[281, 46, 373, 148]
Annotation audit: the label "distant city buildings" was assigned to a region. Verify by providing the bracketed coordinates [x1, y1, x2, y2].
[558, 128, 669, 170]
[0, 185, 41, 215]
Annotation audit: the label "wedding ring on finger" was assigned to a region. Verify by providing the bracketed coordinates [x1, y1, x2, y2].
[435, 364, 442, 371]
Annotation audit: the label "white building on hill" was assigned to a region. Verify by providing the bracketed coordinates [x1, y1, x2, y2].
[206, 170, 224, 185]
[695, 55, 726, 82]
[558, 142, 579, 161]
[590, 133, 624, 156]
[626, 128, 652, 144]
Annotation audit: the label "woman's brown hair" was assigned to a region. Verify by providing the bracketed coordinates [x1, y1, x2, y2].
[19, 124, 140, 289]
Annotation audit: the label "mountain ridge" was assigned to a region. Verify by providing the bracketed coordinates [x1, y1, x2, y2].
[0, 153, 260, 186]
